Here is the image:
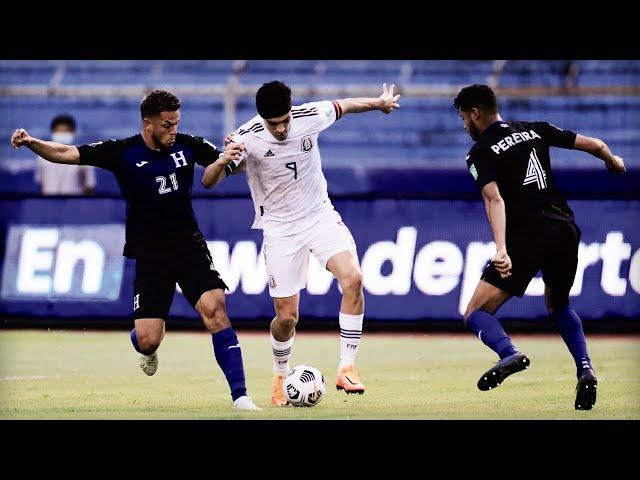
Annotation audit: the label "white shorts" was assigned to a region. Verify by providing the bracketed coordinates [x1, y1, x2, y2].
[263, 209, 357, 298]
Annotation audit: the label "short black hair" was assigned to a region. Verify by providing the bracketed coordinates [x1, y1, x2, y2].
[50, 114, 76, 131]
[453, 84, 498, 114]
[256, 81, 292, 119]
[140, 89, 181, 119]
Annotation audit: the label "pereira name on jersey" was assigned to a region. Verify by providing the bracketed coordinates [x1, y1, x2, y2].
[232, 100, 342, 237]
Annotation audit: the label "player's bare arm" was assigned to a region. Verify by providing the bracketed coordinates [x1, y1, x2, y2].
[336, 83, 401, 116]
[11, 128, 80, 164]
[481, 181, 511, 278]
[573, 134, 626, 174]
[201, 142, 246, 188]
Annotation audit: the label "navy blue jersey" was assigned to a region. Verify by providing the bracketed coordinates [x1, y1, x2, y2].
[465, 120, 577, 225]
[78, 133, 220, 258]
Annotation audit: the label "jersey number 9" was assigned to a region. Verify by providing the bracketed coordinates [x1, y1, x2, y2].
[285, 162, 298, 180]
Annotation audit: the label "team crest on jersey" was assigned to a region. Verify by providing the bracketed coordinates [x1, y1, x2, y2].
[301, 136, 313, 152]
[268, 275, 277, 288]
[469, 164, 478, 180]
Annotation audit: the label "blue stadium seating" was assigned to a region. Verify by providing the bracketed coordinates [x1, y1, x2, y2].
[1, 60, 638, 194]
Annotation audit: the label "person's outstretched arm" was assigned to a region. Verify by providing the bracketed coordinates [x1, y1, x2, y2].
[573, 134, 626, 174]
[11, 128, 80, 164]
[335, 83, 401, 117]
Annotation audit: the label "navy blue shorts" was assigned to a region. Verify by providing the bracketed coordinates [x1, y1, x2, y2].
[482, 220, 581, 298]
[132, 243, 228, 320]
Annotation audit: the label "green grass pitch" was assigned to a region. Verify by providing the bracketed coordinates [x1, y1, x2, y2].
[1, 329, 638, 419]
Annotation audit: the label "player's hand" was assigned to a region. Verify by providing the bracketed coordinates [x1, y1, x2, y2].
[492, 247, 512, 279]
[605, 155, 626, 174]
[219, 142, 245, 165]
[224, 133, 234, 147]
[11, 128, 32, 149]
[378, 83, 400, 114]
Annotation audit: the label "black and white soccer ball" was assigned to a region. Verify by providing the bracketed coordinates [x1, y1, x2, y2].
[282, 365, 326, 407]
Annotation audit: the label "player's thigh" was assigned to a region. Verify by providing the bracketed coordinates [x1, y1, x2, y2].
[482, 226, 543, 299]
[263, 233, 309, 298]
[542, 222, 581, 310]
[309, 210, 358, 271]
[133, 258, 176, 320]
[464, 279, 512, 320]
[177, 245, 229, 309]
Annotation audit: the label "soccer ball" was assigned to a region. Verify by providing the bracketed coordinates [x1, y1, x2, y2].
[283, 365, 326, 407]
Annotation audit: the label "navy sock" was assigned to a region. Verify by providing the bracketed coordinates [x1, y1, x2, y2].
[553, 306, 592, 378]
[466, 309, 518, 359]
[130, 328, 144, 354]
[212, 327, 247, 401]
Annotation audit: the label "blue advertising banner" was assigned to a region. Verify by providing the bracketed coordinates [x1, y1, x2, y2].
[1, 198, 638, 321]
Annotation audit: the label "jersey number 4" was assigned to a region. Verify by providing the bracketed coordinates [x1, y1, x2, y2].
[523, 148, 547, 190]
[285, 162, 298, 180]
[156, 173, 179, 194]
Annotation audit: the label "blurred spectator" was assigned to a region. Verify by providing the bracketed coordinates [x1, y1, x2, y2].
[35, 114, 96, 195]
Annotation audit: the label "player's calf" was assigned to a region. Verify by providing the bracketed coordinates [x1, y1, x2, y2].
[130, 328, 161, 376]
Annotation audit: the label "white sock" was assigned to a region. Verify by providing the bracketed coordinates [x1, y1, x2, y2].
[271, 333, 294, 375]
[339, 312, 363, 369]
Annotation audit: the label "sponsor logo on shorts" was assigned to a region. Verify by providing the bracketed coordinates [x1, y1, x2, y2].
[268, 275, 277, 288]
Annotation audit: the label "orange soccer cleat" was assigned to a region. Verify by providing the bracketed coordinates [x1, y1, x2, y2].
[271, 373, 289, 406]
[336, 365, 366, 394]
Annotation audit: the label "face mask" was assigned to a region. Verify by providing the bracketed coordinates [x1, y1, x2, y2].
[51, 132, 75, 144]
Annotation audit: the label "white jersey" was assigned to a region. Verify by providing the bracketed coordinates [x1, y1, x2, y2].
[232, 100, 343, 237]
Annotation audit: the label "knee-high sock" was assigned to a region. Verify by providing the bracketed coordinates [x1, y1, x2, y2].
[212, 328, 247, 401]
[339, 312, 364, 368]
[466, 310, 517, 360]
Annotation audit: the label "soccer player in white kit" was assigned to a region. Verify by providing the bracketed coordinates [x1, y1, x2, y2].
[202, 81, 400, 405]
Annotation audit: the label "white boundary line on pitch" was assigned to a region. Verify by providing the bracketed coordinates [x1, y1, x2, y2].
[0, 375, 60, 381]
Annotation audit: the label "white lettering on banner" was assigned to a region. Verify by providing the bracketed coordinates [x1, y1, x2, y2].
[459, 241, 496, 315]
[206, 241, 267, 294]
[7, 225, 637, 309]
[53, 241, 105, 294]
[524, 276, 545, 296]
[16, 228, 58, 294]
[600, 232, 631, 296]
[413, 241, 463, 295]
[629, 249, 640, 294]
[307, 254, 336, 295]
[570, 243, 601, 296]
[361, 227, 417, 295]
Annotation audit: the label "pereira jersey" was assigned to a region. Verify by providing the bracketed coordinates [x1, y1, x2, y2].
[466, 120, 577, 225]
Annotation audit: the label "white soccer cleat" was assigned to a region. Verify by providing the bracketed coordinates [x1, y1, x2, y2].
[139, 352, 158, 376]
[232, 395, 262, 411]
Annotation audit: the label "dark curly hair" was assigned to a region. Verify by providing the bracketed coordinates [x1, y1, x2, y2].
[140, 89, 181, 119]
[453, 84, 498, 114]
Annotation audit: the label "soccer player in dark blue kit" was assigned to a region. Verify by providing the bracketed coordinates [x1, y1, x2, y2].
[11, 89, 261, 411]
[454, 84, 626, 410]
